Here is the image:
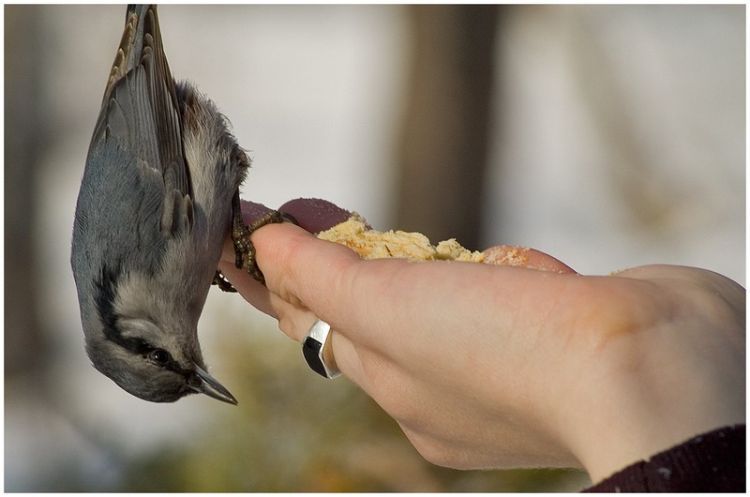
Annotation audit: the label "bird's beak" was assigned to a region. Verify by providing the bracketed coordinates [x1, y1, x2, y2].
[189, 365, 238, 405]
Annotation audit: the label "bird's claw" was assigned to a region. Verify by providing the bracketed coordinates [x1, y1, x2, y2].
[232, 208, 287, 285]
[212, 270, 237, 293]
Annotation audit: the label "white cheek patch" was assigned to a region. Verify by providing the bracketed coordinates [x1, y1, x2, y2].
[111, 268, 193, 363]
[114, 271, 166, 322]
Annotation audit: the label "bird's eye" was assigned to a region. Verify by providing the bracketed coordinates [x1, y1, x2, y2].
[148, 349, 170, 365]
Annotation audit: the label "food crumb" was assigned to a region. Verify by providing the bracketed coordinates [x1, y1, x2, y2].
[317, 216, 483, 262]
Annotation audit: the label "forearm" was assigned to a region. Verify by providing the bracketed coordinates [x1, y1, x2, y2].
[552, 272, 745, 482]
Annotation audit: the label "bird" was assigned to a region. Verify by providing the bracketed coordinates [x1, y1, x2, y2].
[71, 4, 277, 404]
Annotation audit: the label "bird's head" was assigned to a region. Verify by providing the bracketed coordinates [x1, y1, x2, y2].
[79, 263, 237, 405]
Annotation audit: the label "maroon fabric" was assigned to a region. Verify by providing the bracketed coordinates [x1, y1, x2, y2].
[584, 425, 745, 492]
[278, 198, 355, 234]
[240, 198, 366, 235]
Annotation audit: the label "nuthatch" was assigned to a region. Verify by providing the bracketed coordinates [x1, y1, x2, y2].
[71, 5, 278, 404]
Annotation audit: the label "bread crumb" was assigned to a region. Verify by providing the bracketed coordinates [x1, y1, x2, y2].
[483, 246, 530, 267]
[317, 216, 483, 262]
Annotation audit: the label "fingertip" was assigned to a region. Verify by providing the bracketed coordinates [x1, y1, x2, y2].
[482, 245, 577, 274]
[249, 221, 317, 262]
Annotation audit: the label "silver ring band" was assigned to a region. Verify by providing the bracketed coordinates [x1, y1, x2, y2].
[302, 319, 340, 379]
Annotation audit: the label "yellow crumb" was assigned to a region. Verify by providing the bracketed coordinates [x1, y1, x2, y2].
[317, 216, 484, 262]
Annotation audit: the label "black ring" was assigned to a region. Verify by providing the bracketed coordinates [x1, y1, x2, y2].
[302, 336, 328, 378]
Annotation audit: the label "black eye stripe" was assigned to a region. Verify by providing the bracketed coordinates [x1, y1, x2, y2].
[135, 340, 152, 355]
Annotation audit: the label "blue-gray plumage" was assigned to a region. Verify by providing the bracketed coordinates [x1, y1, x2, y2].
[71, 4, 271, 404]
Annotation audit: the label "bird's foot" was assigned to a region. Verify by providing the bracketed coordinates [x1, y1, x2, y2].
[212, 270, 237, 293]
[232, 208, 290, 286]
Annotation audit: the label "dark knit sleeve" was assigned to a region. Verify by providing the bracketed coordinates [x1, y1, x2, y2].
[583, 425, 745, 492]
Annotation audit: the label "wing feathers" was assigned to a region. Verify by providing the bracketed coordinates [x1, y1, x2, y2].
[92, 5, 193, 238]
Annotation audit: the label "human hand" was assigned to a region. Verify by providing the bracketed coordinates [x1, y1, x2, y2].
[218, 200, 745, 483]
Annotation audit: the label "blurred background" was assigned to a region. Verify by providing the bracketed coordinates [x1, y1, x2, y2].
[4, 4, 744, 492]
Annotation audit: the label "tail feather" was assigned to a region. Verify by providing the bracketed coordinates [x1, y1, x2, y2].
[101, 5, 156, 104]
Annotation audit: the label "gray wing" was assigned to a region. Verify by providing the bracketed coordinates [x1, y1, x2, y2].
[90, 4, 193, 237]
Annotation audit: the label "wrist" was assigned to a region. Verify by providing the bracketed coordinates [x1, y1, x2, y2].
[552, 315, 744, 483]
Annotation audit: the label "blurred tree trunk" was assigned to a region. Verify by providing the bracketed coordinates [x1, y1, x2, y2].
[5, 6, 48, 377]
[395, 5, 498, 250]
